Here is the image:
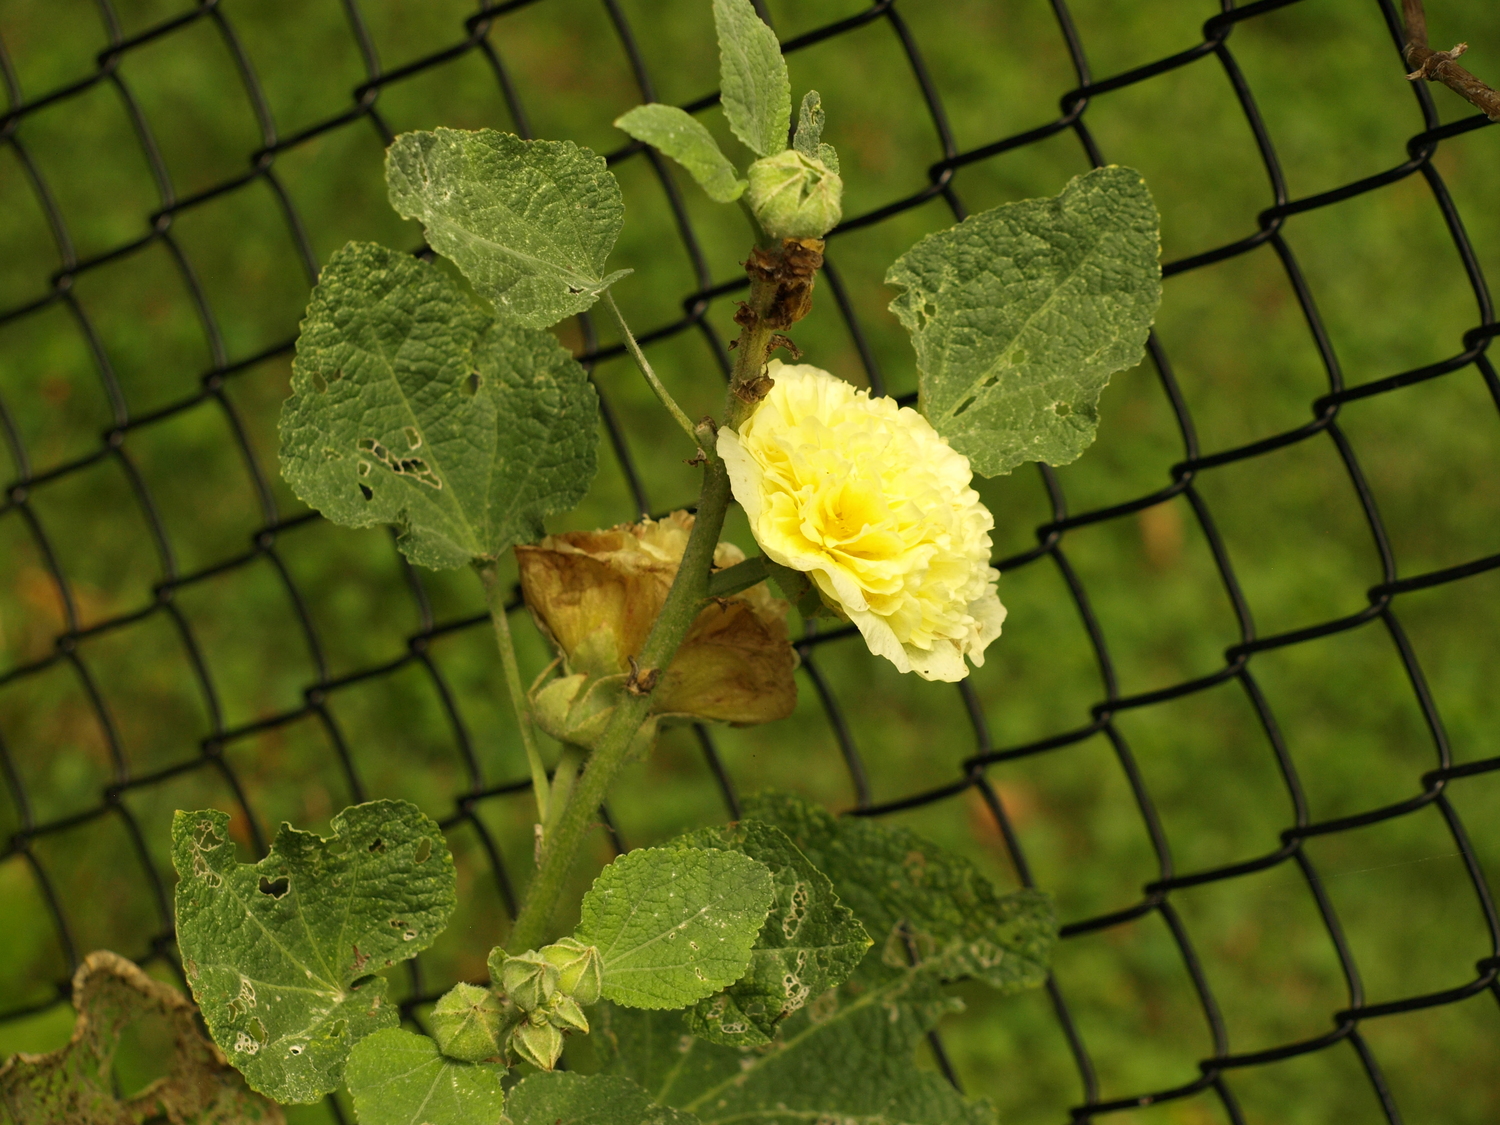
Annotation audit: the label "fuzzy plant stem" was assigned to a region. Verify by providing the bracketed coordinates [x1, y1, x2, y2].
[506, 441, 732, 953]
[724, 270, 780, 431]
[477, 560, 551, 828]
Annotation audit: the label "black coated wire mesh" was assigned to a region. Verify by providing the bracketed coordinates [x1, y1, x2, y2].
[1, 0, 1498, 1122]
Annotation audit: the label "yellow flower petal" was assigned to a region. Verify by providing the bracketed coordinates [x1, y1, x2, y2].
[719, 363, 1005, 682]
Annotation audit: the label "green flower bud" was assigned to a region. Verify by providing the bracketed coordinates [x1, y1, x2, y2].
[540, 937, 603, 1006]
[745, 149, 844, 241]
[544, 993, 590, 1034]
[508, 1013, 564, 1071]
[500, 950, 558, 1012]
[429, 982, 506, 1062]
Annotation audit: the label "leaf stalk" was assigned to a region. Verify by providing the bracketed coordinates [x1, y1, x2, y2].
[478, 559, 551, 829]
[603, 289, 708, 454]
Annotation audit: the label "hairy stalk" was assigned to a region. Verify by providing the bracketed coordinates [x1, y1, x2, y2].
[506, 444, 732, 953]
[477, 560, 551, 828]
[603, 289, 704, 450]
[725, 271, 779, 431]
[543, 742, 588, 838]
[725, 238, 824, 430]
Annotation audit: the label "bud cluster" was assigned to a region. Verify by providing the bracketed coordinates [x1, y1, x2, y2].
[494, 938, 603, 1071]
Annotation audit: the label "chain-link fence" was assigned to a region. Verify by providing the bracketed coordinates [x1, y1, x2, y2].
[1, 0, 1497, 1121]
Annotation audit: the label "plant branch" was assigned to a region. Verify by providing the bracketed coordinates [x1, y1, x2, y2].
[477, 559, 551, 829]
[725, 239, 824, 430]
[603, 289, 706, 452]
[707, 554, 768, 598]
[505, 433, 733, 953]
[1402, 0, 1500, 121]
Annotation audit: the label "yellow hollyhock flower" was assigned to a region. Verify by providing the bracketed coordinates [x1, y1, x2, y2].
[718, 362, 1005, 682]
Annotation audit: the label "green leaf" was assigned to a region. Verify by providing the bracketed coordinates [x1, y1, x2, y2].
[713, 0, 791, 157]
[171, 801, 457, 1103]
[614, 105, 747, 203]
[886, 165, 1162, 477]
[0, 951, 282, 1125]
[793, 92, 840, 176]
[666, 821, 870, 1046]
[279, 241, 598, 570]
[576, 846, 775, 1010]
[507, 1073, 698, 1125]
[594, 977, 990, 1125]
[793, 91, 822, 157]
[740, 792, 1055, 993]
[345, 1029, 505, 1125]
[386, 128, 631, 327]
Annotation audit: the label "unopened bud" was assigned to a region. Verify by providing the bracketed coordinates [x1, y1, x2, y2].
[540, 937, 603, 1006]
[500, 950, 558, 1012]
[745, 149, 844, 241]
[544, 993, 590, 1034]
[508, 1013, 564, 1071]
[429, 982, 505, 1062]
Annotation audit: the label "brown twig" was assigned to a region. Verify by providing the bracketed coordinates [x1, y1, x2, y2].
[1402, 0, 1500, 121]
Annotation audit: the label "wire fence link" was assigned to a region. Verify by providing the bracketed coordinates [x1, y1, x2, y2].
[1, 0, 1497, 1122]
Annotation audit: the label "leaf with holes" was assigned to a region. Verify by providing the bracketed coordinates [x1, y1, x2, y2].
[741, 792, 1055, 992]
[507, 1072, 698, 1125]
[386, 128, 631, 327]
[0, 950, 283, 1125]
[279, 241, 598, 570]
[666, 820, 870, 1046]
[887, 165, 1162, 477]
[576, 846, 774, 1010]
[614, 104, 747, 203]
[593, 972, 991, 1125]
[714, 0, 791, 158]
[344, 1028, 505, 1125]
[171, 801, 456, 1104]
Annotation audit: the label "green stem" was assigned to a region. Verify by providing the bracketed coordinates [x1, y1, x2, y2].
[477, 559, 550, 828]
[506, 449, 733, 953]
[724, 268, 780, 431]
[603, 289, 704, 453]
[543, 742, 588, 838]
[706, 554, 768, 598]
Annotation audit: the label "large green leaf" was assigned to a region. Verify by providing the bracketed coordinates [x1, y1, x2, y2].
[667, 821, 870, 1046]
[614, 105, 746, 203]
[171, 801, 457, 1103]
[713, 0, 790, 158]
[344, 1029, 504, 1125]
[740, 792, 1055, 993]
[576, 847, 774, 1010]
[594, 974, 990, 1125]
[386, 128, 630, 327]
[279, 240, 598, 570]
[507, 1072, 697, 1125]
[886, 165, 1162, 477]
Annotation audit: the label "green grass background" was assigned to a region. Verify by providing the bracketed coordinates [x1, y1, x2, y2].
[1, 0, 1498, 1122]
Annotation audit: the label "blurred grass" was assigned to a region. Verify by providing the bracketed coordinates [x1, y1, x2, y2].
[1, 0, 1498, 1122]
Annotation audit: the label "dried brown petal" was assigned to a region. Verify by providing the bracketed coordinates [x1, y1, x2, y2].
[518, 512, 796, 726]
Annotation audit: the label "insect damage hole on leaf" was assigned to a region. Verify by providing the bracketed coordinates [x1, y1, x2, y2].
[279, 240, 599, 572]
[258, 875, 290, 898]
[171, 801, 457, 1104]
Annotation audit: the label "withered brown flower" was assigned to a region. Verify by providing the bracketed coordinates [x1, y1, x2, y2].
[516, 511, 797, 731]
